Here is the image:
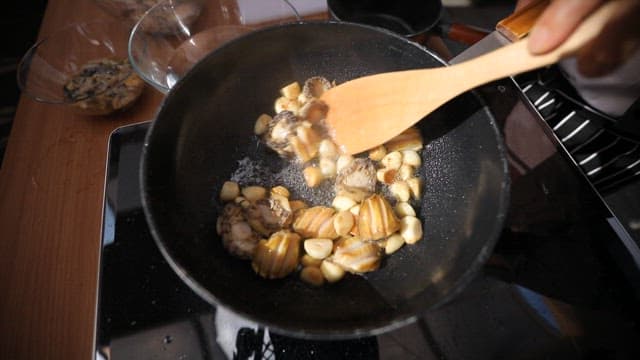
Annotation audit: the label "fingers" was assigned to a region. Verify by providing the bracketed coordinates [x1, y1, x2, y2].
[528, 0, 604, 54]
[514, 0, 538, 11]
[524, 0, 640, 77]
[576, 1, 640, 77]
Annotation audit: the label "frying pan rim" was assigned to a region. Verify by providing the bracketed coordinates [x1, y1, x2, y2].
[140, 21, 510, 339]
[326, 0, 443, 38]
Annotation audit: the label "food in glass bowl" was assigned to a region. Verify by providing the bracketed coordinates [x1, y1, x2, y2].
[216, 76, 425, 286]
[63, 58, 144, 116]
[18, 20, 144, 116]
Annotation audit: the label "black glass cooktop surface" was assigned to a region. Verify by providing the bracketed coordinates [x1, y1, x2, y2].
[95, 78, 640, 360]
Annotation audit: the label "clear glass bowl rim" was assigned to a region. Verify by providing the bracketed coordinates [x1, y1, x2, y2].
[127, 0, 302, 93]
[17, 19, 136, 105]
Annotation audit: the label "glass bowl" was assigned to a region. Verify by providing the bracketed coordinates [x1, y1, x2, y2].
[17, 20, 145, 116]
[128, 0, 301, 93]
[94, 0, 166, 24]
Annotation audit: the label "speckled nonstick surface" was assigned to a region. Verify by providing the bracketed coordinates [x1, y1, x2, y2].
[141, 22, 509, 339]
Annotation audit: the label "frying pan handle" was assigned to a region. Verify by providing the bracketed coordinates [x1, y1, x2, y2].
[439, 23, 490, 45]
[434, 0, 549, 46]
[496, 0, 550, 41]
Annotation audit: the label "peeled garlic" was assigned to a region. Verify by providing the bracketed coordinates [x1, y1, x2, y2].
[303, 166, 323, 188]
[376, 168, 397, 185]
[297, 92, 307, 105]
[269, 193, 291, 213]
[332, 195, 357, 211]
[407, 177, 422, 200]
[398, 164, 414, 181]
[301, 254, 322, 267]
[389, 181, 411, 202]
[296, 123, 321, 148]
[280, 81, 301, 100]
[318, 139, 339, 159]
[290, 126, 321, 163]
[220, 181, 240, 202]
[254, 114, 272, 136]
[274, 96, 300, 114]
[234, 196, 251, 209]
[270, 185, 290, 198]
[400, 216, 422, 244]
[304, 238, 334, 260]
[381, 151, 403, 170]
[241, 186, 267, 202]
[368, 145, 387, 161]
[289, 136, 311, 163]
[336, 154, 354, 173]
[319, 158, 337, 178]
[333, 210, 355, 237]
[401, 150, 421, 167]
[395, 202, 416, 217]
[320, 260, 346, 283]
[300, 266, 325, 286]
[385, 234, 405, 254]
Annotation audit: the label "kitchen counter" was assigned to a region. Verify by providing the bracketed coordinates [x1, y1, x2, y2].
[0, 1, 164, 358]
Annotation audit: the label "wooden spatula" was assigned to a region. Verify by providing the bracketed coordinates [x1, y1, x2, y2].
[321, 0, 625, 155]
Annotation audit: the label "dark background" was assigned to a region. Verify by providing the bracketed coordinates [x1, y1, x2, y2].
[0, 1, 47, 167]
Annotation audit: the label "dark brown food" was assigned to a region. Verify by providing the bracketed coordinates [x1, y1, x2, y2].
[335, 158, 377, 202]
[63, 58, 144, 116]
[245, 197, 293, 237]
[300, 76, 333, 102]
[263, 110, 299, 156]
[217, 202, 261, 259]
[299, 99, 329, 123]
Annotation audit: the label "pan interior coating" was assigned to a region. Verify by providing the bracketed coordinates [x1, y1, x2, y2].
[141, 22, 509, 338]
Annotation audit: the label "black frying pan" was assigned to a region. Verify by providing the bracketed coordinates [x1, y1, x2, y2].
[141, 22, 509, 338]
[327, 0, 489, 44]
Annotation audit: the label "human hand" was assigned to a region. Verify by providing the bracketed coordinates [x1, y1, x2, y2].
[516, 0, 640, 77]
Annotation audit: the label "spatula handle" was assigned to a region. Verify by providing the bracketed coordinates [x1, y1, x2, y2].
[451, 0, 628, 91]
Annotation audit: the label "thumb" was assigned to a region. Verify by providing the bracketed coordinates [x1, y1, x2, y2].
[528, 0, 603, 54]
[576, 0, 640, 77]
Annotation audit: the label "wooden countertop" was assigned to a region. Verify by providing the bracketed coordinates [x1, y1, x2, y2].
[0, 1, 163, 358]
